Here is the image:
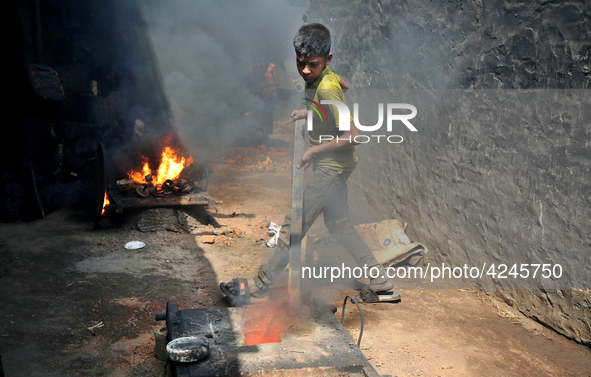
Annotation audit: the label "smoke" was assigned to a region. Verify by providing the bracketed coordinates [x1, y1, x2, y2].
[140, 0, 307, 158]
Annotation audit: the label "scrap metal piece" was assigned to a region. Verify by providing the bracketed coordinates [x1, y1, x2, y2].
[166, 336, 209, 363]
[116, 178, 135, 186]
[163, 179, 176, 190]
[136, 185, 150, 198]
[181, 183, 195, 194]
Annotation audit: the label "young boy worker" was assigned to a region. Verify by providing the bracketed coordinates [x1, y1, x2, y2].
[221, 23, 399, 305]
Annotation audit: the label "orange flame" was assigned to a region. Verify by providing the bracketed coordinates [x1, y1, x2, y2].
[242, 289, 301, 345]
[128, 156, 151, 183]
[155, 147, 194, 185]
[101, 190, 110, 215]
[127, 147, 193, 185]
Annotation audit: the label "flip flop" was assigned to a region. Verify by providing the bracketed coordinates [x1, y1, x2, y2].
[219, 278, 250, 306]
[360, 286, 401, 303]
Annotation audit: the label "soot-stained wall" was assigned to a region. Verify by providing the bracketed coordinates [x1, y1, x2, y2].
[3, 0, 172, 222]
[306, 0, 590, 344]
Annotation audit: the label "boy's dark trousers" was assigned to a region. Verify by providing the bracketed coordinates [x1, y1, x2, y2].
[253, 166, 388, 289]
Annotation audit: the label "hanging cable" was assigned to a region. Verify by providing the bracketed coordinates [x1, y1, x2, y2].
[340, 295, 364, 347]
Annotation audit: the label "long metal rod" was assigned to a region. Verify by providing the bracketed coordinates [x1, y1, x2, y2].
[288, 119, 306, 299]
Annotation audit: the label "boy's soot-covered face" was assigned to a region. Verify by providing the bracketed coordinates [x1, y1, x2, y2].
[296, 53, 333, 83]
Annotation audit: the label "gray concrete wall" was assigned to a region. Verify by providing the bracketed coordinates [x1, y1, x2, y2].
[305, 0, 591, 345]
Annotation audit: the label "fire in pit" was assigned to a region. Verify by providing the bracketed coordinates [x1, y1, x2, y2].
[100, 145, 219, 215]
[156, 300, 379, 377]
[242, 289, 300, 346]
[128, 146, 194, 187]
[120, 146, 195, 198]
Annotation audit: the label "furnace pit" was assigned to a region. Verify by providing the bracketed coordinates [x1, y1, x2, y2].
[156, 301, 380, 377]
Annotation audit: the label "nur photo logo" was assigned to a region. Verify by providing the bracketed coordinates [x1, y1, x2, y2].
[304, 99, 418, 144]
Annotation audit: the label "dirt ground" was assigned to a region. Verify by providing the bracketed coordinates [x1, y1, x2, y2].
[0, 119, 590, 377]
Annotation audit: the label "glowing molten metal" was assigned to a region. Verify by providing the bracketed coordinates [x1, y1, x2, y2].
[242, 289, 301, 345]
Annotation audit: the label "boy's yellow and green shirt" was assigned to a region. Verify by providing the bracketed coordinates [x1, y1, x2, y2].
[305, 66, 358, 173]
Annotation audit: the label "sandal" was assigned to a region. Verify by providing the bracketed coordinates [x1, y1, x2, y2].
[219, 278, 251, 306]
[359, 286, 401, 303]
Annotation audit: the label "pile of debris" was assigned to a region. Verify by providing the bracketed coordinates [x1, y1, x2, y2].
[116, 175, 199, 198]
